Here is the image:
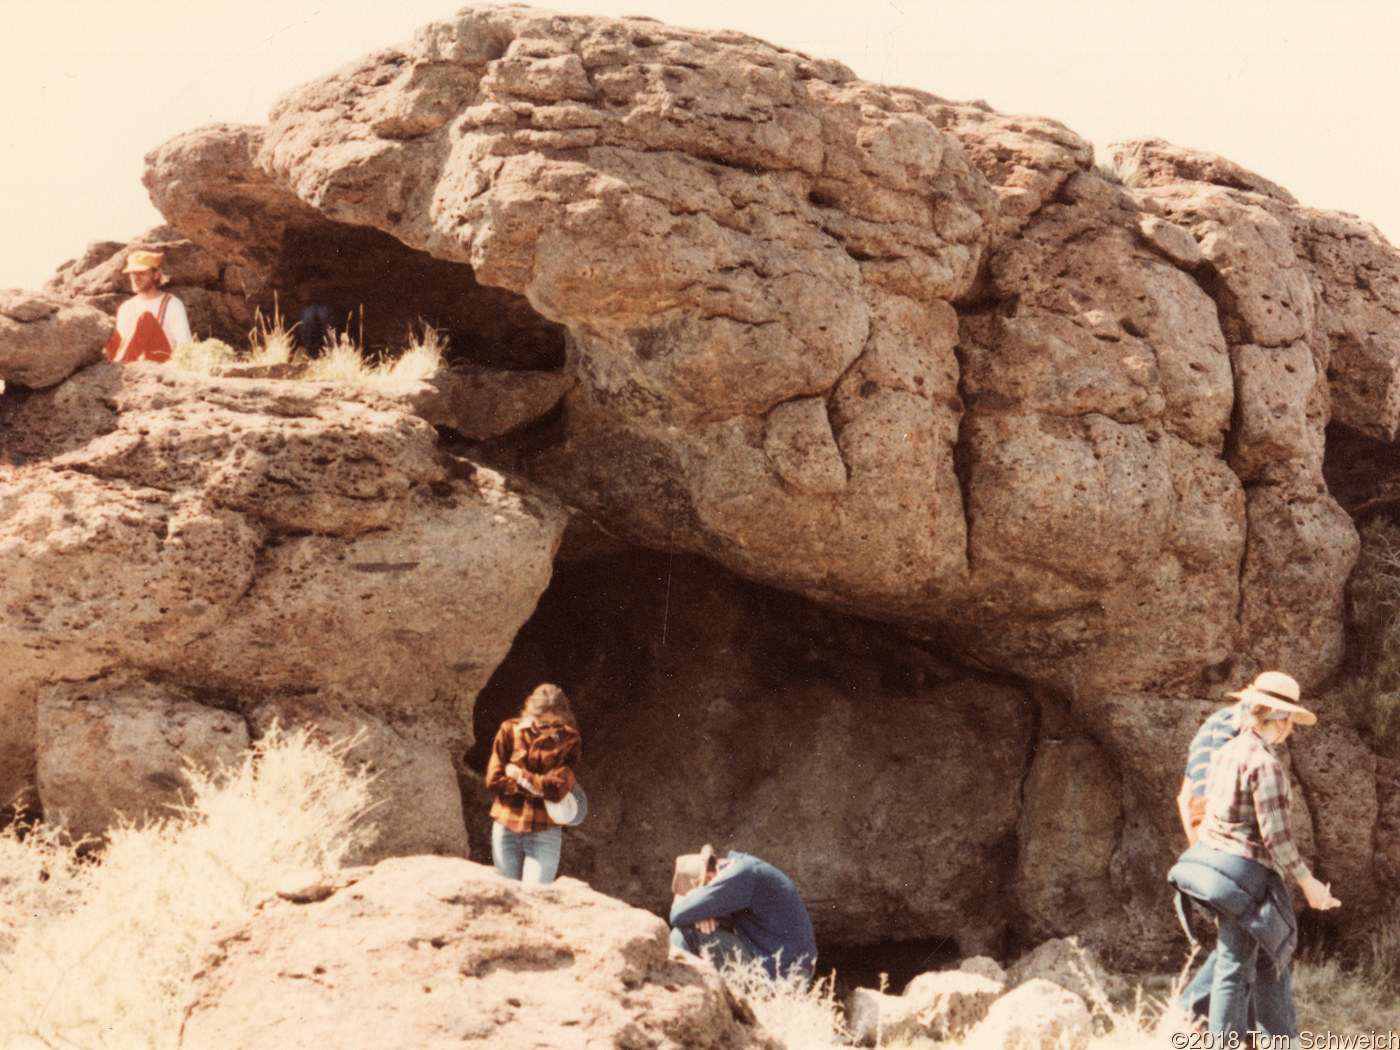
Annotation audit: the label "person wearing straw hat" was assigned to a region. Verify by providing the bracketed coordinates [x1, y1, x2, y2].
[103, 250, 192, 363]
[1171, 671, 1299, 1037]
[669, 845, 817, 983]
[1168, 670, 1340, 1045]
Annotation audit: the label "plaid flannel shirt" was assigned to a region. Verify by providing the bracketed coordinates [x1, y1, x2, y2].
[1199, 727, 1310, 883]
[485, 717, 581, 834]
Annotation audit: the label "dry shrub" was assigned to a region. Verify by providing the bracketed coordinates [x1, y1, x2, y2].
[1095, 142, 1147, 189]
[0, 728, 377, 1050]
[714, 956, 848, 1048]
[171, 336, 240, 374]
[298, 322, 444, 387]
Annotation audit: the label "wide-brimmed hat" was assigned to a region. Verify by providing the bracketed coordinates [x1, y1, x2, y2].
[122, 250, 164, 274]
[672, 844, 715, 895]
[1228, 670, 1316, 726]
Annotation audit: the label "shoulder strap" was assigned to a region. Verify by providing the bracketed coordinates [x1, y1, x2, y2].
[156, 294, 170, 325]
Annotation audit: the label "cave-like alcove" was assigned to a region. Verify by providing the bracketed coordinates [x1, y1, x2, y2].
[264, 222, 567, 369]
[462, 544, 1033, 982]
[1324, 420, 1400, 523]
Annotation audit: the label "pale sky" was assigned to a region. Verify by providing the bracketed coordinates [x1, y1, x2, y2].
[2, 0, 1397, 292]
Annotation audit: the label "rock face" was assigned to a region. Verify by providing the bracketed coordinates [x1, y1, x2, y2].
[175, 3, 1377, 703]
[0, 362, 566, 848]
[178, 855, 779, 1050]
[36, 674, 249, 838]
[12, 3, 1400, 966]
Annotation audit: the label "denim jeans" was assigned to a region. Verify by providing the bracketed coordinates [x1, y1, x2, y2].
[1181, 945, 1296, 1040]
[491, 822, 562, 884]
[669, 924, 760, 972]
[1207, 916, 1298, 1044]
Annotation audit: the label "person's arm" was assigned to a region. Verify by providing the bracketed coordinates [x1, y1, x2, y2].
[484, 723, 521, 797]
[670, 863, 753, 927]
[1176, 777, 1196, 844]
[535, 732, 580, 802]
[162, 296, 192, 350]
[1252, 754, 1339, 909]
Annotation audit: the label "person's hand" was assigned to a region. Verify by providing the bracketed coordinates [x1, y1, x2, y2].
[505, 764, 542, 796]
[696, 917, 718, 935]
[1300, 875, 1341, 910]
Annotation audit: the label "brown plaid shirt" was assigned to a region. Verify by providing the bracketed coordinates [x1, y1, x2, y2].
[1199, 727, 1310, 883]
[485, 717, 581, 834]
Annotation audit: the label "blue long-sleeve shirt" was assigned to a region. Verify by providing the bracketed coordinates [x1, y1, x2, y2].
[669, 852, 817, 979]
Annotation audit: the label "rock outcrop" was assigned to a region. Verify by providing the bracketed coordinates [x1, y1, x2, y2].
[8, 3, 1400, 966]
[178, 855, 778, 1050]
[0, 362, 566, 849]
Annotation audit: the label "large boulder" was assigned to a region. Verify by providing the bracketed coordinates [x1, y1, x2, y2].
[0, 362, 566, 848]
[178, 855, 779, 1050]
[162, 3, 1363, 704]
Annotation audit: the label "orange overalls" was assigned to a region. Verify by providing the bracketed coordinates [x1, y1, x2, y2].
[104, 294, 175, 363]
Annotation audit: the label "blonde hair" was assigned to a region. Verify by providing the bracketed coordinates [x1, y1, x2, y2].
[521, 683, 576, 728]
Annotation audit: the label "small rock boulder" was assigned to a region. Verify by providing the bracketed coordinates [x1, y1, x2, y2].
[0, 290, 110, 389]
[1006, 937, 1123, 1007]
[847, 969, 1003, 1045]
[965, 977, 1092, 1050]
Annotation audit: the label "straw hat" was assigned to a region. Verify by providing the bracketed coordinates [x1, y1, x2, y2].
[1227, 670, 1316, 726]
[672, 844, 715, 895]
[122, 250, 164, 274]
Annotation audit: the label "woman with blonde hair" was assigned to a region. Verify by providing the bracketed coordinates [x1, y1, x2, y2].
[484, 683, 582, 884]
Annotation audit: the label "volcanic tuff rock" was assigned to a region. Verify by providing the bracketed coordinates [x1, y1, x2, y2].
[0, 290, 109, 390]
[178, 855, 779, 1050]
[0, 362, 565, 838]
[156, 1, 1385, 697]
[8, 2, 1400, 966]
[36, 674, 249, 839]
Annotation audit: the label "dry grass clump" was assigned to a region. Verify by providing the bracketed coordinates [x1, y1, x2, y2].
[172, 306, 447, 388]
[1295, 911, 1400, 1036]
[1095, 142, 1147, 189]
[248, 303, 297, 366]
[718, 957, 849, 1047]
[0, 728, 377, 1050]
[301, 322, 445, 386]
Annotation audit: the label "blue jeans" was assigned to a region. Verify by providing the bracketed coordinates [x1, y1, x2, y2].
[1181, 945, 1296, 1039]
[669, 924, 760, 972]
[491, 822, 562, 884]
[1207, 916, 1297, 1043]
